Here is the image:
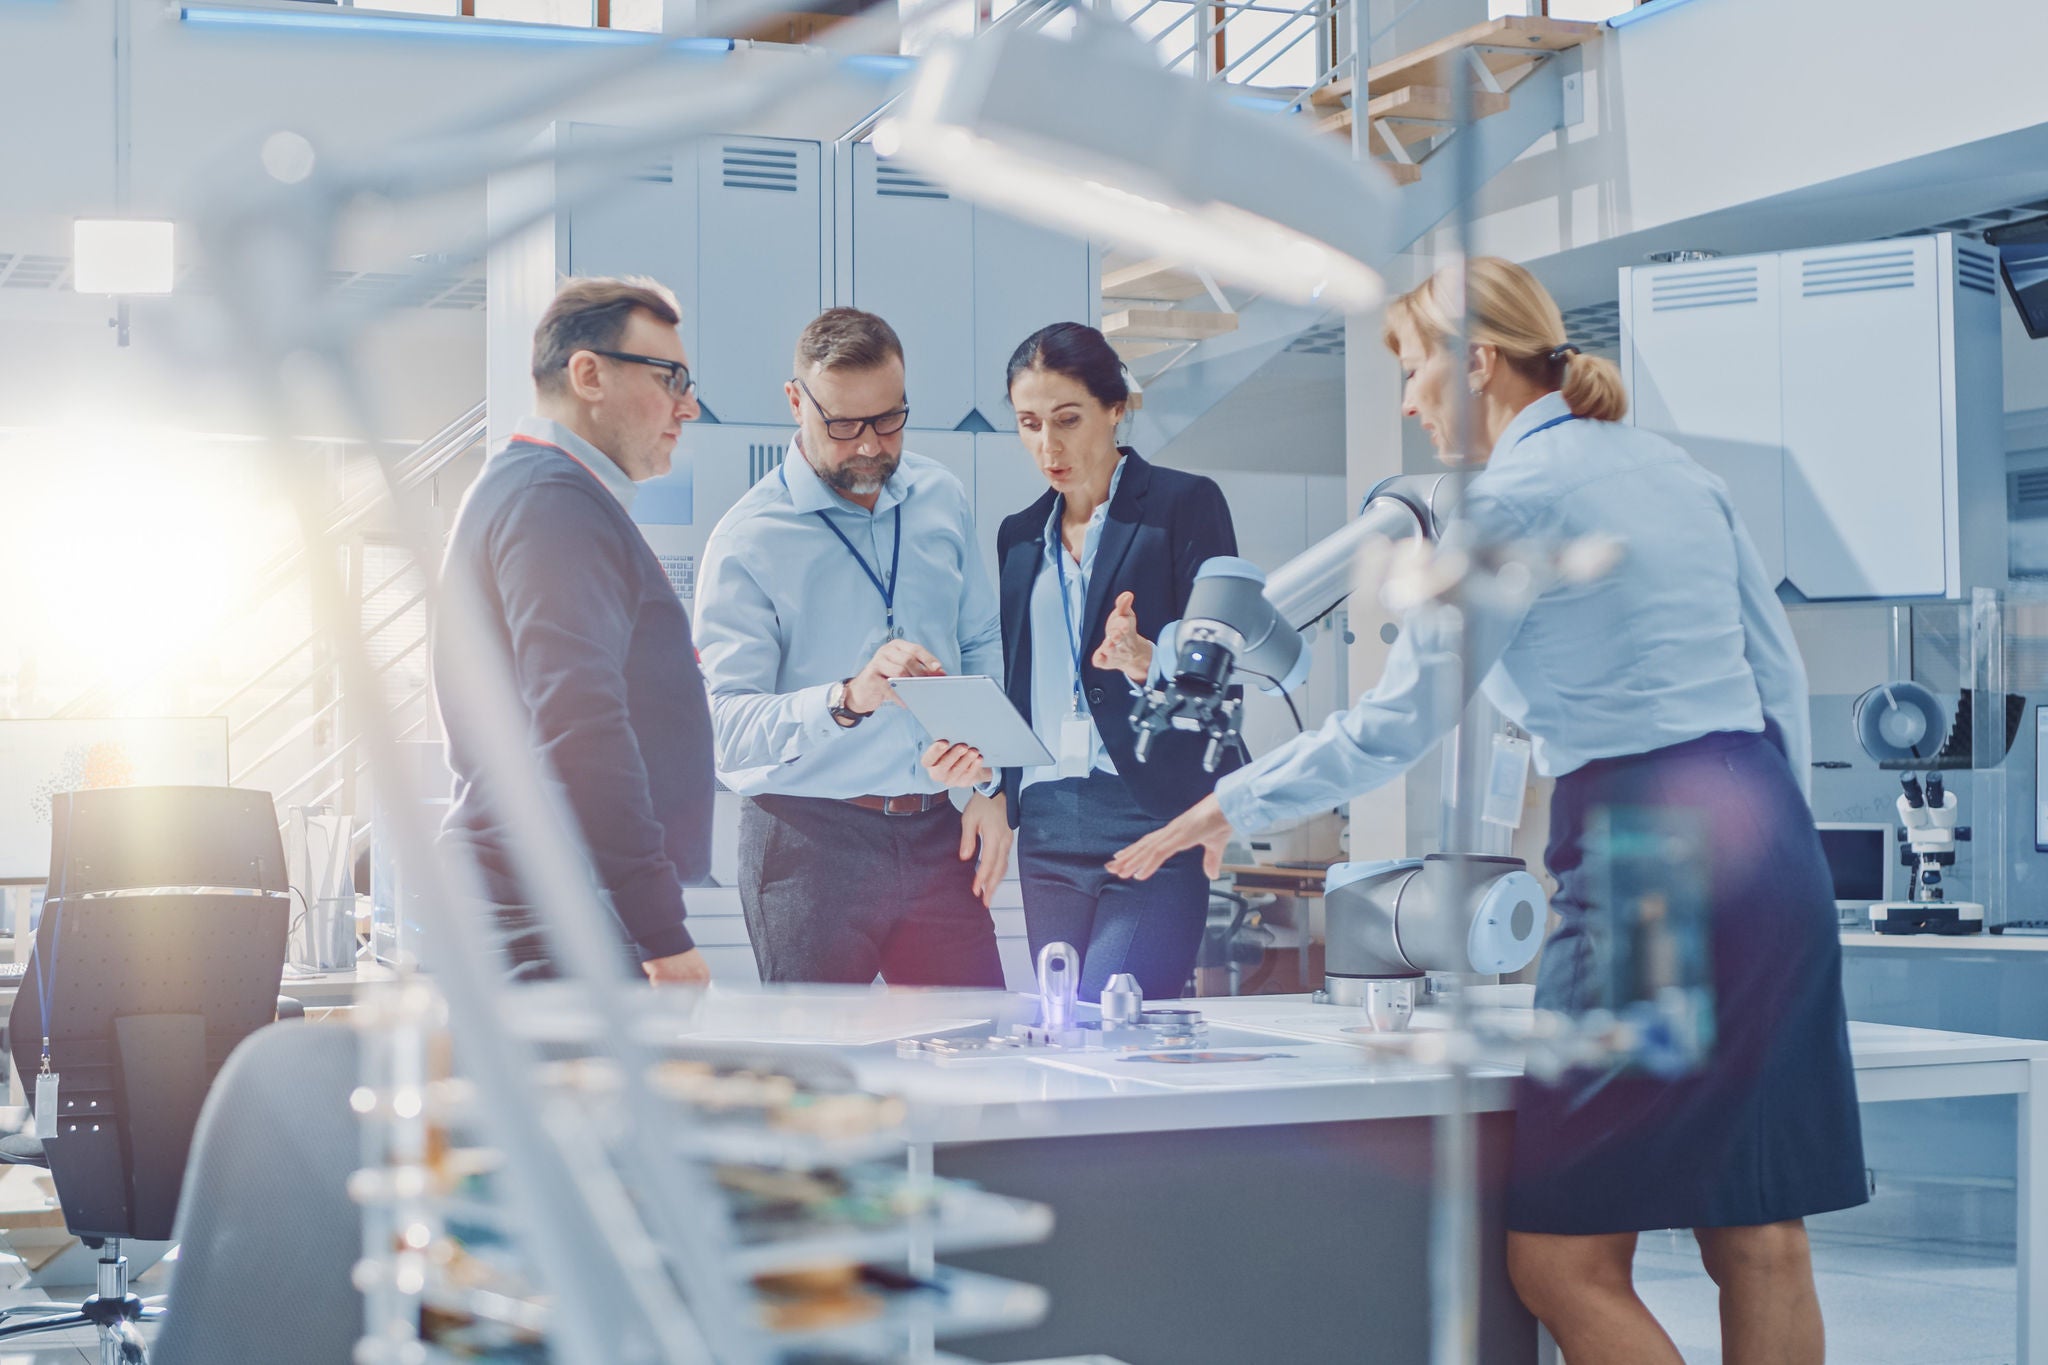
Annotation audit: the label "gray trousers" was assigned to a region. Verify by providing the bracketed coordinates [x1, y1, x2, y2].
[738, 793, 1004, 986]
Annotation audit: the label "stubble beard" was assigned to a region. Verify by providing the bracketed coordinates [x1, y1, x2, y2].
[823, 451, 899, 497]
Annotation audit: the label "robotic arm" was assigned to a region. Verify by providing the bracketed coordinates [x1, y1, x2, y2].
[1132, 472, 1462, 770]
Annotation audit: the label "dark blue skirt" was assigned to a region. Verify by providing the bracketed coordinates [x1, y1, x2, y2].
[1505, 729, 1869, 1235]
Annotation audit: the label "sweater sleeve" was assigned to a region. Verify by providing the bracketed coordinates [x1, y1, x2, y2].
[490, 480, 693, 960]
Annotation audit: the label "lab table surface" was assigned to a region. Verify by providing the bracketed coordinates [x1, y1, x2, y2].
[773, 991, 2048, 1364]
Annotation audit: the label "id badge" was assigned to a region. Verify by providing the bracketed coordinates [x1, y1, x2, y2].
[1058, 714, 1093, 779]
[34, 1072, 58, 1140]
[1482, 732, 1533, 829]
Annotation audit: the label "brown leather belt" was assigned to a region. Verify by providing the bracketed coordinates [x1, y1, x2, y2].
[844, 792, 950, 816]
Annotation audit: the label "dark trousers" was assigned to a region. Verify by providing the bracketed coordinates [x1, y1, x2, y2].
[1018, 771, 1210, 1002]
[738, 793, 1004, 986]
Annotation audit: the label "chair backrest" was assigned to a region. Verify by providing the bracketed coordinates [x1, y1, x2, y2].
[12, 786, 289, 1241]
[147, 1023, 361, 1365]
[46, 786, 286, 898]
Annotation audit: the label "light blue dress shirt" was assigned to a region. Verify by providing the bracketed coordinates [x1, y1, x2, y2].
[1215, 391, 1811, 835]
[511, 415, 636, 509]
[1022, 457, 1129, 793]
[695, 441, 1004, 799]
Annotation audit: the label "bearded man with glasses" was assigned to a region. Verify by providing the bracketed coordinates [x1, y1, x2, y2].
[696, 308, 1011, 987]
[436, 276, 717, 986]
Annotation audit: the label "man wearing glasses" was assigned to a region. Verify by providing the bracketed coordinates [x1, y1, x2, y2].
[437, 276, 717, 985]
[696, 308, 1010, 986]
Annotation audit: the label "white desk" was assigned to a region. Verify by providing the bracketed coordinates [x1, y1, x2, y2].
[0, 961, 391, 1017]
[1843, 929, 2048, 953]
[808, 993, 2048, 1365]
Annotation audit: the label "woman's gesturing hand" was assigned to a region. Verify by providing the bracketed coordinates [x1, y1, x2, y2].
[1092, 591, 1154, 684]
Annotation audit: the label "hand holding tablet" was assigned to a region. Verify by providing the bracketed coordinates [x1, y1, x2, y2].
[891, 675, 1056, 773]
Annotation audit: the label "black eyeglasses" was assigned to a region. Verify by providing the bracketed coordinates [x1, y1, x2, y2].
[793, 376, 910, 440]
[587, 349, 696, 401]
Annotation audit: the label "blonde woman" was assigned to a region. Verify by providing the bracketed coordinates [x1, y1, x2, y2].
[1112, 258, 1863, 1364]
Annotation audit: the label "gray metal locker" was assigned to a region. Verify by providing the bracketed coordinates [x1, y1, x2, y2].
[696, 137, 826, 427]
[973, 430, 1046, 589]
[561, 127, 701, 373]
[971, 208, 1097, 426]
[850, 147, 978, 431]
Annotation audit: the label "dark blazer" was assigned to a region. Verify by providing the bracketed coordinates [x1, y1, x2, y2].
[996, 448, 1243, 827]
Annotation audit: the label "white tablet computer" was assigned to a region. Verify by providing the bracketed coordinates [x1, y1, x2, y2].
[889, 675, 1055, 769]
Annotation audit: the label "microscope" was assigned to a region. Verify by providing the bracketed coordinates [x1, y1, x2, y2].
[1127, 473, 1550, 1019]
[1870, 772, 1983, 935]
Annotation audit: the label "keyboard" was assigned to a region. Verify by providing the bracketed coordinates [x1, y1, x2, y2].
[0, 962, 26, 985]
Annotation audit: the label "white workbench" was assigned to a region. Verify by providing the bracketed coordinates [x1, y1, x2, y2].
[803, 992, 2048, 1365]
[1843, 929, 2048, 953]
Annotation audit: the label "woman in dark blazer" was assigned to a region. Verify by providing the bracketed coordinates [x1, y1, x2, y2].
[993, 322, 1240, 1002]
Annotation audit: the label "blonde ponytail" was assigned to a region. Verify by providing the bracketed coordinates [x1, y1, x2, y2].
[1559, 350, 1627, 423]
[1381, 257, 1630, 423]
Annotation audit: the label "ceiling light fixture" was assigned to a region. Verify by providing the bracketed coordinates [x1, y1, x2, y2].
[875, 22, 1399, 312]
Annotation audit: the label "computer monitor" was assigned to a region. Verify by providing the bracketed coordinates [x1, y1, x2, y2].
[0, 718, 231, 883]
[1988, 215, 2048, 340]
[1816, 822, 1892, 916]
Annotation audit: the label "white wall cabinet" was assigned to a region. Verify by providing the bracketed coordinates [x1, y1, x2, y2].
[1620, 233, 2004, 601]
[846, 145, 1096, 433]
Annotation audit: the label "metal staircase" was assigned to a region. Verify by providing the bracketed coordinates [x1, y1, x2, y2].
[45, 401, 486, 846]
[1097, 8, 1599, 454]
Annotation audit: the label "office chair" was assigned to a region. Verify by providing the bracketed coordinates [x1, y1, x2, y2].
[146, 1021, 359, 1365]
[0, 785, 290, 1365]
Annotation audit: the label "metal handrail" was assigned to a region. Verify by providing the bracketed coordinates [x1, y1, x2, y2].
[51, 399, 484, 722]
[1216, 0, 1329, 83]
[1157, 0, 1338, 82]
[234, 694, 344, 787]
[265, 678, 431, 810]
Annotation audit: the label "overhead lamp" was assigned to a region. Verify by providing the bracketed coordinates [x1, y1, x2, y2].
[874, 22, 1398, 312]
[73, 219, 175, 296]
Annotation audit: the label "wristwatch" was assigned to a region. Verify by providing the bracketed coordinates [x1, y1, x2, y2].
[828, 677, 873, 727]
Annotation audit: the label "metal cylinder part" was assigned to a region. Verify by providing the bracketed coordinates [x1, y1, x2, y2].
[1100, 973, 1144, 1024]
[1362, 978, 1417, 1032]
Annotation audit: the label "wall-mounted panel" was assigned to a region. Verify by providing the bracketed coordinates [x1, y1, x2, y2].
[850, 148, 977, 431]
[636, 422, 792, 608]
[1622, 256, 1785, 586]
[1780, 239, 1945, 599]
[696, 137, 825, 426]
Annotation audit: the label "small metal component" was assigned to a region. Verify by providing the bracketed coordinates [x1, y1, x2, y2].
[1036, 942, 1079, 1032]
[1362, 979, 1417, 1033]
[1100, 973, 1144, 1025]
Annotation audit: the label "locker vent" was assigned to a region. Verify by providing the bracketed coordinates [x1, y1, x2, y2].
[1958, 247, 1999, 296]
[875, 162, 949, 200]
[631, 161, 675, 185]
[659, 553, 696, 602]
[748, 441, 786, 485]
[1800, 247, 1916, 298]
[0, 254, 68, 288]
[2011, 469, 2048, 522]
[1648, 265, 1759, 312]
[722, 146, 800, 193]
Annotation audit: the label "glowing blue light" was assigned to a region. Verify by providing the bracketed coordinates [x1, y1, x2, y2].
[177, 6, 736, 52]
[1606, 0, 1707, 30]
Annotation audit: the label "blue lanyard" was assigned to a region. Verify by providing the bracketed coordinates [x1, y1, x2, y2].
[780, 463, 903, 638]
[1513, 412, 1580, 449]
[1049, 507, 1087, 714]
[34, 900, 58, 1069]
